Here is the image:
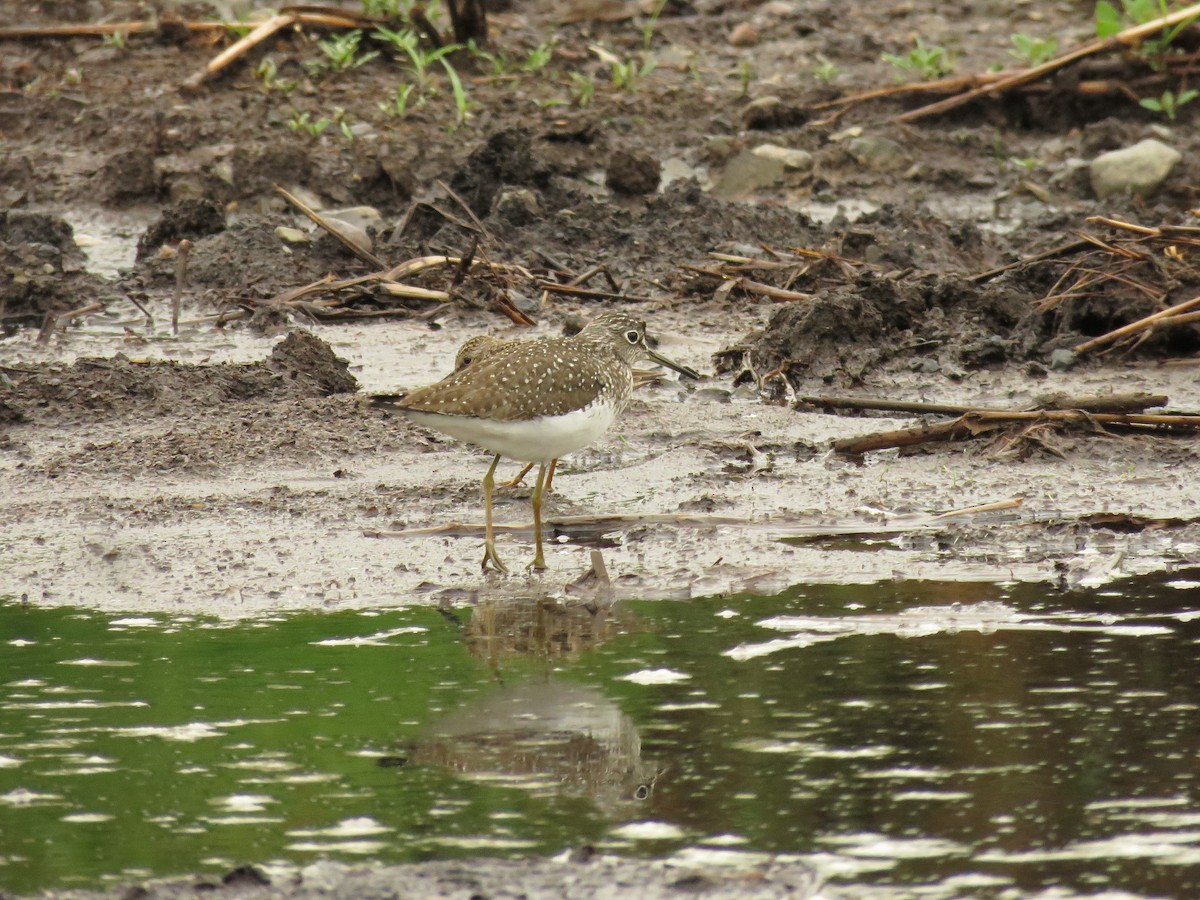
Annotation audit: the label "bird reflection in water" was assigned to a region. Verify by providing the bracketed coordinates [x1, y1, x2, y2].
[389, 679, 661, 820]
[385, 594, 660, 817]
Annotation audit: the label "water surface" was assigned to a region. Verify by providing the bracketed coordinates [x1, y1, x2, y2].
[3, 572, 1200, 897]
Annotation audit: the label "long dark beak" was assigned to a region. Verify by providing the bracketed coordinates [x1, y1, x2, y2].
[645, 346, 701, 380]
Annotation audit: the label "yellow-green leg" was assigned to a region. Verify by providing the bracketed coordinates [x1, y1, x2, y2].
[530, 462, 549, 571]
[481, 454, 507, 574]
[505, 458, 557, 493]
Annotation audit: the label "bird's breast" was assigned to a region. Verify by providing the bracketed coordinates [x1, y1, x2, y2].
[403, 399, 621, 463]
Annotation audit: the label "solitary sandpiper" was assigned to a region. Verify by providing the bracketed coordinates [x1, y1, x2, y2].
[453, 333, 669, 494]
[398, 312, 699, 572]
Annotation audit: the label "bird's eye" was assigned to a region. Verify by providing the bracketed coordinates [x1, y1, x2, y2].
[624, 330, 640, 345]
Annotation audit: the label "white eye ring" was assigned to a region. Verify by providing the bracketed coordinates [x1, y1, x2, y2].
[624, 330, 640, 344]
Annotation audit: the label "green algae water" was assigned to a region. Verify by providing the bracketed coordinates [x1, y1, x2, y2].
[3, 572, 1200, 897]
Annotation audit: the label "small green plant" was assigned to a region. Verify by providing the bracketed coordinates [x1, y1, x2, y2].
[811, 54, 840, 83]
[439, 56, 472, 124]
[1095, 0, 1124, 34]
[569, 71, 595, 107]
[642, 0, 669, 51]
[378, 82, 418, 117]
[610, 55, 656, 91]
[734, 59, 754, 96]
[1096, 0, 1178, 34]
[1008, 33, 1059, 66]
[256, 58, 299, 95]
[225, 7, 260, 38]
[361, 0, 407, 17]
[310, 30, 380, 76]
[1096, 1, 1200, 70]
[102, 30, 127, 50]
[1139, 86, 1199, 119]
[330, 107, 356, 141]
[373, 26, 470, 124]
[521, 42, 555, 73]
[288, 111, 332, 136]
[374, 26, 459, 92]
[883, 37, 954, 81]
[467, 40, 509, 76]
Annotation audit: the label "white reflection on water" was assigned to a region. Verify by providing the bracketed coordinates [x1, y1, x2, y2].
[209, 794, 275, 813]
[820, 833, 972, 860]
[610, 821, 686, 840]
[0, 788, 63, 807]
[728, 602, 1179, 661]
[287, 816, 390, 838]
[618, 668, 690, 684]
[310, 626, 428, 647]
[977, 831, 1200, 864]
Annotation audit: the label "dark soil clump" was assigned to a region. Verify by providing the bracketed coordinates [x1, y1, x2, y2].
[135, 198, 227, 262]
[0, 210, 114, 325]
[0, 330, 357, 425]
[716, 272, 1054, 386]
[606, 148, 663, 196]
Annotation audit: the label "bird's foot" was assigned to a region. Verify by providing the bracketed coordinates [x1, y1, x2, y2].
[503, 462, 556, 494]
[481, 543, 508, 574]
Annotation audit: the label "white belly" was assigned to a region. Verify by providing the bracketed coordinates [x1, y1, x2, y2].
[404, 402, 619, 462]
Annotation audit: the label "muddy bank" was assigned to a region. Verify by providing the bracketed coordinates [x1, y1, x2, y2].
[25, 853, 820, 900]
[3, 326, 1199, 615]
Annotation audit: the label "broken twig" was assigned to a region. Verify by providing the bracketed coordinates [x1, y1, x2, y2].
[173, 239, 191, 336]
[1074, 293, 1200, 355]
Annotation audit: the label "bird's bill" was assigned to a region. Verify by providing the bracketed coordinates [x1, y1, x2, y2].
[645, 347, 701, 380]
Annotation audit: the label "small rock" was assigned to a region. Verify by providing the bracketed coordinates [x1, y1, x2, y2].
[847, 135, 912, 172]
[728, 22, 759, 46]
[322, 206, 382, 233]
[212, 159, 234, 186]
[165, 175, 208, 203]
[492, 188, 543, 225]
[829, 126, 863, 143]
[606, 148, 662, 196]
[710, 150, 785, 199]
[506, 289, 540, 315]
[705, 135, 738, 163]
[743, 95, 781, 117]
[759, 0, 797, 15]
[751, 143, 813, 171]
[321, 216, 373, 256]
[284, 185, 326, 211]
[1048, 348, 1077, 371]
[1089, 138, 1181, 198]
[275, 226, 310, 244]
